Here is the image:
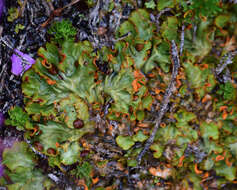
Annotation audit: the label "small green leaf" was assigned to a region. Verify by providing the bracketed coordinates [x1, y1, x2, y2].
[155, 124, 181, 142]
[38, 121, 93, 152]
[104, 69, 133, 113]
[38, 43, 60, 65]
[174, 109, 196, 127]
[145, 0, 156, 9]
[203, 139, 223, 154]
[7, 7, 19, 22]
[150, 144, 164, 158]
[202, 157, 214, 170]
[215, 15, 230, 28]
[116, 136, 135, 150]
[145, 41, 171, 73]
[15, 24, 25, 34]
[127, 159, 137, 167]
[3, 142, 35, 171]
[157, 0, 175, 11]
[229, 142, 237, 157]
[130, 41, 152, 69]
[136, 110, 145, 121]
[132, 130, 148, 142]
[215, 164, 236, 181]
[161, 17, 178, 41]
[200, 122, 219, 140]
[129, 9, 154, 41]
[60, 142, 81, 165]
[142, 95, 153, 109]
[3, 142, 56, 189]
[184, 21, 214, 60]
[184, 62, 205, 89]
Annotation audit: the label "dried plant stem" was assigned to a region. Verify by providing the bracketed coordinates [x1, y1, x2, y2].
[180, 25, 185, 56]
[137, 40, 180, 164]
[0, 37, 32, 66]
[215, 50, 237, 75]
[156, 8, 171, 32]
[18, 0, 28, 17]
[41, 0, 81, 27]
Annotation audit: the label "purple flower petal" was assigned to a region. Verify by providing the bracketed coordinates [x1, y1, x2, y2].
[0, 158, 3, 177]
[11, 49, 35, 76]
[0, 112, 4, 127]
[0, 0, 4, 19]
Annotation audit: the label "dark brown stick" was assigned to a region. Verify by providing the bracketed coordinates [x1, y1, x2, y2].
[137, 40, 180, 164]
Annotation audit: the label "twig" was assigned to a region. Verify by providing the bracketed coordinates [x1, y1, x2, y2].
[180, 25, 185, 56]
[18, 0, 28, 17]
[42, 0, 53, 16]
[156, 8, 171, 33]
[0, 64, 7, 93]
[215, 50, 237, 75]
[0, 37, 31, 66]
[89, 0, 101, 28]
[137, 40, 180, 164]
[25, 139, 48, 159]
[113, 32, 131, 42]
[41, 0, 81, 27]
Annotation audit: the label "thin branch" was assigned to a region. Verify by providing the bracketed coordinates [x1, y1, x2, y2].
[18, 0, 28, 17]
[0, 37, 32, 66]
[215, 50, 237, 75]
[180, 24, 185, 56]
[156, 8, 171, 33]
[113, 32, 131, 42]
[41, 0, 81, 27]
[137, 40, 180, 164]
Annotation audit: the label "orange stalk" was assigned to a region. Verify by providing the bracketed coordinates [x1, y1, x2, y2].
[137, 123, 150, 128]
[215, 155, 225, 162]
[222, 111, 228, 120]
[59, 52, 66, 64]
[176, 79, 182, 88]
[194, 163, 203, 174]
[178, 155, 185, 167]
[92, 177, 99, 184]
[30, 127, 38, 136]
[55, 142, 60, 148]
[202, 94, 212, 103]
[132, 79, 140, 92]
[202, 172, 209, 179]
[47, 79, 56, 85]
[219, 106, 228, 112]
[225, 156, 232, 167]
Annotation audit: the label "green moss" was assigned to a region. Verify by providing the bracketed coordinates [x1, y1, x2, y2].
[217, 82, 236, 101]
[48, 19, 77, 44]
[5, 106, 33, 131]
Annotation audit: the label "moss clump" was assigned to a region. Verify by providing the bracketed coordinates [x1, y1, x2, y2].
[48, 19, 77, 44]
